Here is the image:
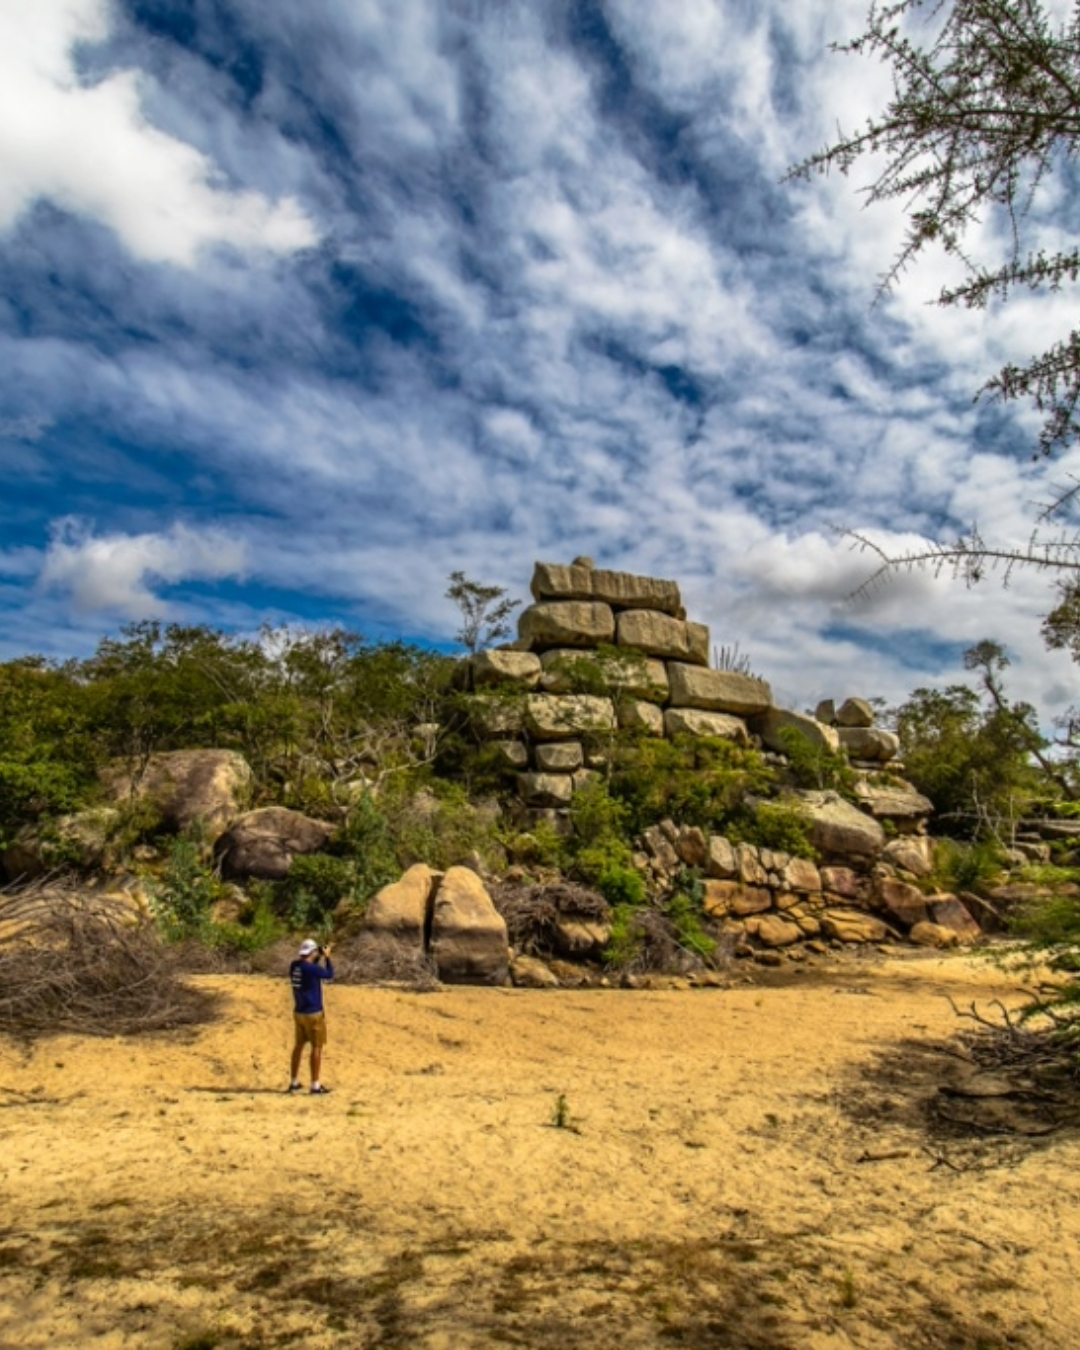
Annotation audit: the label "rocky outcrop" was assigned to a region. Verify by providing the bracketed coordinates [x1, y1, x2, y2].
[2, 808, 122, 883]
[363, 863, 438, 956]
[667, 665, 772, 716]
[103, 749, 251, 840]
[795, 791, 887, 861]
[430, 866, 510, 985]
[359, 865, 511, 986]
[519, 602, 616, 650]
[215, 807, 334, 881]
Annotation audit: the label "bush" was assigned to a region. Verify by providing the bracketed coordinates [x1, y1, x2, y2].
[930, 838, 1004, 894]
[728, 799, 817, 860]
[150, 838, 223, 940]
[611, 736, 774, 835]
[278, 854, 359, 930]
[777, 727, 855, 795]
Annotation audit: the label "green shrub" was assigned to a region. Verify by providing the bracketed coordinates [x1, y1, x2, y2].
[279, 854, 359, 930]
[930, 838, 1004, 894]
[205, 896, 285, 952]
[728, 799, 817, 859]
[591, 862, 647, 908]
[335, 793, 401, 901]
[777, 727, 855, 795]
[151, 838, 222, 940]
[611, 736, 774, 835]
[604, 903, 645, 968]
[665, 884, 717, 962]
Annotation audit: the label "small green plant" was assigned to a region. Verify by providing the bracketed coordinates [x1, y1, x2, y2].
[604, 903, 645, 968]
[777, 726, 856, 795]
[728, 799, 817, 860]
[665, 881, 717, 962]
[151, 837, 222, 940]
[551, 1093, 580, 1132]
[930, 838, 1003, 894]
[839, 1267, 858, 1309]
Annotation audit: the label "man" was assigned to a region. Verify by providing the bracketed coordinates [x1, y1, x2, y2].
[288, 938, 334, 1095]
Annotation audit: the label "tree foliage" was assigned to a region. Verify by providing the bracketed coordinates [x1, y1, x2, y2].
[791, 0, 1080, 456]
[445, 571, 520, 654]
[892, 640, 1052, 834]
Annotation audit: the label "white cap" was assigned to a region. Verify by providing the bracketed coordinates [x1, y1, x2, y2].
[298, 939, 319, 957]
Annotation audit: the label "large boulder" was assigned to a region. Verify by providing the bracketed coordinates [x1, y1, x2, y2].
[752, 709, 840, 755]
[215, 807, 334, 881]
[930, 895, 982, 943]
[2, 808, 122, 883]
[853, 781, 933, 833]
[518, 602, 616, 650]
[535, 742, 584, 772]
[882, 836, 934, 877]
[617, 700, 665, 736]
[821, 910, 889, 943]
[539, 649, 669, 701]
[663, 708, 750, 744]
[780, 856, 822, 893]
[666, 664, 773, 716]
[530, 561, 683, 615]
[530, 561, 595, 603]
[837, 728, 901, 762]
[591, 568, 682, 614]
[525, 694, 617, 741]
[517, 773, 574, 807]
[470, 650, 542, 689]
[363, 864, 438, 955]
[616, 611, 709, 665]
[796, 791, 886, 862]
[103, 749, 251, 840]
[746, 914, 802, 947]
[836, 698, 875, 728]
[430, 866, 509, 985]
[873, 876, 929, 929]
[702, 881, 771, 917]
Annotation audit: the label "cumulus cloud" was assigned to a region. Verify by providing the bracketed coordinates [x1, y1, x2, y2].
[38, 519, 248, 617]
[0, 0, 317, 265]
[2, 0, 1078, 725]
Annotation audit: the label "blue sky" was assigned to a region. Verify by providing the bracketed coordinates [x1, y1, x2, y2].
[2, 0, 1078, 718]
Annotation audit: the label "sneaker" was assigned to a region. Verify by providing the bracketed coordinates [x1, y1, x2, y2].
[287, 1083, 303, 1094]
[310, 1085, 332, 1095]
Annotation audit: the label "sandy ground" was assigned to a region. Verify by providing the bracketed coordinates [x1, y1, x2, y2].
[0, 951, 1077, 1350]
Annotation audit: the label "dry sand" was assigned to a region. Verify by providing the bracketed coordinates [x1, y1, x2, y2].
[0, 950, 1077, 1349]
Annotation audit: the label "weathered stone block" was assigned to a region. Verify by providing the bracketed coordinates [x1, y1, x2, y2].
[525, 694, 617, 741]
[747, 914, 802, 947]
[837, 697, 875, 728]
[663, 708, 750, 744]
[469, 695, 525, 739]
[517, 773, 574, 807]
[666, 664, 773, 716]
[821, 910, 889, 943]
[590, 568, 682, 614]
[796, 791, 885, 861]
[535, 741, 584, 772]
[617, 699, 665, 736]
[539, 649, 668, 701]
[519, 601, 615, 650]
[706, 835, 738, 878]
[430, 866, 509, 985]
[781, 856, 822, 892]
[364, 863, 437, 953]
[752, 708, 840, 755]
[616, 610, 709, 665]
[874, 876, 929, 929]
[470, 649, 543, 689]
[838, 727, 900, 762]
[489, 739, 529, 770]
[530, 561, 594, 602]
[930, 895, 982, 942]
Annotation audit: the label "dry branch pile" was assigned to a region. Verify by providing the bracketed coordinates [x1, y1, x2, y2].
[489, 879, 610, 958]
[0, 881, 219, 1038]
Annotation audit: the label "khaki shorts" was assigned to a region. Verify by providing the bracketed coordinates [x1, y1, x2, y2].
[293, 1012, 327, 1049]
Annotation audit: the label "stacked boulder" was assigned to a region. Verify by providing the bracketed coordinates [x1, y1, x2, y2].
[813, 696, 899, 766]
[469, 558, 783, 815]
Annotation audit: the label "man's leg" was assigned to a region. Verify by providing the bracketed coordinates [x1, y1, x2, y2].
[310, 1045, 323, 1085]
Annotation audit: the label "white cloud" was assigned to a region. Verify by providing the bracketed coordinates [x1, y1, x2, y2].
[38, 519, 248, 617]
[0, 0, 317, 265]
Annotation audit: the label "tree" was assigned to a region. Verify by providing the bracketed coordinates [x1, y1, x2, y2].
[445, 571, 520, 654]
[892, 640, 1050, 836]
[790, 1, 1080, 595]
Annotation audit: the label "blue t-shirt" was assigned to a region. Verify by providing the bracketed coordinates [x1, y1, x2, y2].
[290, 957, 334, 1014]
